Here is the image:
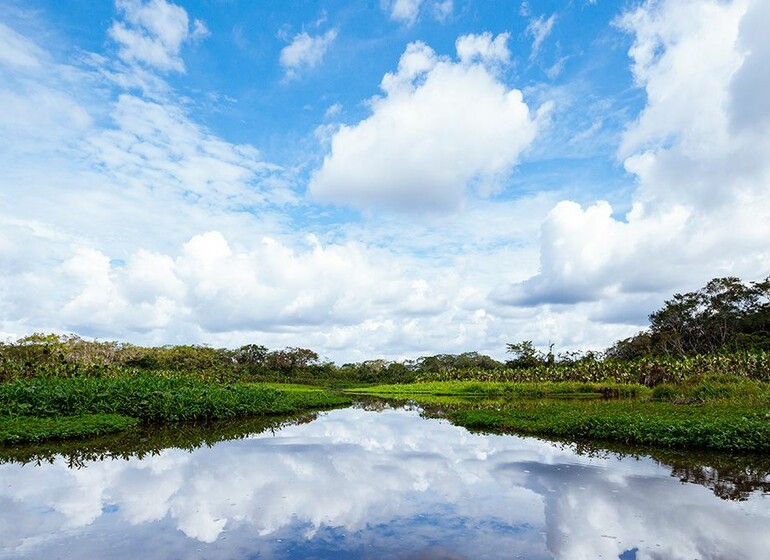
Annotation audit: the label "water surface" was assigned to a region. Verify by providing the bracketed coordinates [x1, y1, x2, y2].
[1, 404, 768, 559]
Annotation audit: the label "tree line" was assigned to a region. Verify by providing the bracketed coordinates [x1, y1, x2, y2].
[1, 276, 768, 384]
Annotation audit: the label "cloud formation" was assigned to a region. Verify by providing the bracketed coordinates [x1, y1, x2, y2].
[505, 0, 770, 307]
[109, 0, 209, 73]
[3, 0, 769, 359]
[310, 34, 541, 211]
[383, 0, 453, 27]
[279, 29, 337, 80]
[526, 14, 556, 60]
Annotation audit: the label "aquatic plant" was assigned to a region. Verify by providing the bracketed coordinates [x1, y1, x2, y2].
[450, 400, 770, 452]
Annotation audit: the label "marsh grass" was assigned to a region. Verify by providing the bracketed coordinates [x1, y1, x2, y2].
[348, 380, 649, 399]
[0, 376, 349, 421]
[451, 400, 770, 451]
[0, 414, 139, 444]
[649, 375, 770, 404]
[0, 376, 350, 443]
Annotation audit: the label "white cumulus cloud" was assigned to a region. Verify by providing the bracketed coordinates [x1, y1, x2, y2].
[503, 0, 770, 308]
[309, 35, 541, 211]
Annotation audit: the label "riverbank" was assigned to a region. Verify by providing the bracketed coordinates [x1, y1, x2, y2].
[0, 376, 350, 444]
[352, 377, 770, 452]
[3, 374, 770, 451]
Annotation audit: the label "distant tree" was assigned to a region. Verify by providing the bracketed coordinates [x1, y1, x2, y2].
[556, 349, 601, 366]
[604, 332, 653, 361]
[234, 344, 268, 366]
[416, 354, 454, 374]
[265, 347, 320, 374]
[505, 340, 544, 369]
[453, 352, 503, 371]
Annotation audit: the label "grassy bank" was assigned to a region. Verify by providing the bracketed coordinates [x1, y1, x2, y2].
[450, 401, 770, 451]
[347, 380, 649, 399]
[0, 414, 139, 444]
[357, 378, 770, 451]
[0, 376, 350, 444]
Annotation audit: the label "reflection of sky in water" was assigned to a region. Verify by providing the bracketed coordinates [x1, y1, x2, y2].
[1, 407, 769, 559]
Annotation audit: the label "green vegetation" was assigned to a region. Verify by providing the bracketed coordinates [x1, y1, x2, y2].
[607, 275, 770, 359]
[0, 376, 350, 421]
[0, 414, 139, 444]
[0, 376, 349, 444]
[450, 400, 770, 451]
[348, 380, 649, 399]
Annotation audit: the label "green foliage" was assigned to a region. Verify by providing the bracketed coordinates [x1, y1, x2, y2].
[0, 414, 138, 444]
[505, 340, 544, 368]
[0, 377, 350, 424]
[0, 335, 341, 384]
[607, 276, 770, 359]
[411, 350, 770, 387]
[350, 380, 649, 399]
[603, 332, 653, 361]
[450, 400, 770, 451]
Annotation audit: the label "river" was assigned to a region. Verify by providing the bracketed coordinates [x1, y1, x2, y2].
[1, 403, 768, 559]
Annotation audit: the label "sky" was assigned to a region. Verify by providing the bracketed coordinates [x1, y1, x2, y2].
[0, 0, 769, 363]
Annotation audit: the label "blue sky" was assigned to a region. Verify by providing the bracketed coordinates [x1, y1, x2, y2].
[1, 0, 768, 361]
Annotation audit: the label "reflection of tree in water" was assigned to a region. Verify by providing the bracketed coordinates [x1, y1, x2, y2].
[0, 412, 320, 469]
[569, 441, 770, 502]
[663, 454, 770, 501]
[353, 396, 423, 413]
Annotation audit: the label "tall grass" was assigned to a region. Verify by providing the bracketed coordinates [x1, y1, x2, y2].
[0, 376, 350, 422]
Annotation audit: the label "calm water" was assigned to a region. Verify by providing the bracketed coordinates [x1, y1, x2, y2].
[1, 404, 769, 560]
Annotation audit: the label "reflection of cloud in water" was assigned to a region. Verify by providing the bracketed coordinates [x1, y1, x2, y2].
[0, 407, 768, 559]
[496, 459, 770, 560]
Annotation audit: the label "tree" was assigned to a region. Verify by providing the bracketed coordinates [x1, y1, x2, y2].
[234, 344, 268, 366]
[615, 275, 770, 359]
[604, 332, 653, 361]
[505, 341, 543, 368]
[265, 347, 320, 373]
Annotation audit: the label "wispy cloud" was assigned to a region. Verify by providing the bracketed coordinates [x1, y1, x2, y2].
[382, 0, 453, 27]
[279, 29, 337, 80]
[526, 13, 556, 60]
[109, 0, 209, 73]
[455, 31, 511, 67]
